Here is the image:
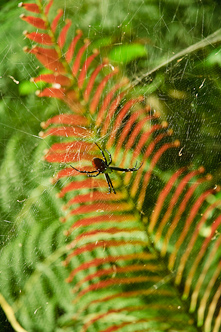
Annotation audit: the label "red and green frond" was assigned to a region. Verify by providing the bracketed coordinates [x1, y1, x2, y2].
[17, 1, 221, 332]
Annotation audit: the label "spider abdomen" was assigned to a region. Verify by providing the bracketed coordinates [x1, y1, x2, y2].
[92, 157, 107, 172]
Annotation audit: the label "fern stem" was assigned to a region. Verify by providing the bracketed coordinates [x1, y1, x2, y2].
[132, 28, 221, 86]
[0, 293, 28, 332]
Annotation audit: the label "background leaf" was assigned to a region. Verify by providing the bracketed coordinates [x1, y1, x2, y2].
[109, 43, 148, 64]
[0, 1, 220, 332]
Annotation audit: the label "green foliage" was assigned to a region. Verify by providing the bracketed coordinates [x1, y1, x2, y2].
[0, 1, 220, 332]
[19, 69, 49, 95]
[109, 44, 147, 65]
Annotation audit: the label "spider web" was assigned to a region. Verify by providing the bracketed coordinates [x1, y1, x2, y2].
[0, 1, 221, 331]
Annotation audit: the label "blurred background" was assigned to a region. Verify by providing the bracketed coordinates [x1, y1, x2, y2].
[0, 1, 220, 329]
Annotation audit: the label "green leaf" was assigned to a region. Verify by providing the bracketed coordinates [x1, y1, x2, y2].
[91, 36, 113, 49]
[18, 80, 44, 95]
[205, 47, 221, 67]
[109, 43, 147, 64]
[19, 69, 50, 95]
[1, 1, 221, 332]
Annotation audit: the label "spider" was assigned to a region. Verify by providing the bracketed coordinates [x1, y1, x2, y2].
[70, 143, 143, 194]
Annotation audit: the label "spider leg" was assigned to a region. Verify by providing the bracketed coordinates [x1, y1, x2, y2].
[87, 172, 100, 177]
[104, 173, 116, 194]
[109, 163, 143, 172]
[70, 165, 98, 174]
[105, 149, 112, 166]
[95, 142, 109, 165]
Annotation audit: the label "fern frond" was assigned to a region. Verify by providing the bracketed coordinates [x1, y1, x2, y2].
[0, 2, 220, 332]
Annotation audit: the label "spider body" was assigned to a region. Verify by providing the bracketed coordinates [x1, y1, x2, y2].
[70, 143, 142, 194]
[92, 157, 108, 173]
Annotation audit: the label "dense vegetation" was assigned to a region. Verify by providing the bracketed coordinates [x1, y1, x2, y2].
[0, 1, 220, 331]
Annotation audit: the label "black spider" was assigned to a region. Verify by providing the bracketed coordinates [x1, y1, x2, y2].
[70, 143, 142, 194]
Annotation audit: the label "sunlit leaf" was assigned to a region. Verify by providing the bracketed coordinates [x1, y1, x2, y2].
[109, 43, 148, 64]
